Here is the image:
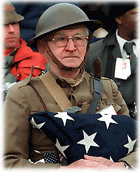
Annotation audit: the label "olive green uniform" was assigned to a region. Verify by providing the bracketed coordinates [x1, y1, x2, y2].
[4, 68, 137, 169]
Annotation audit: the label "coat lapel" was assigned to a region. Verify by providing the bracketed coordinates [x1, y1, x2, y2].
[101, 33, 122, 77]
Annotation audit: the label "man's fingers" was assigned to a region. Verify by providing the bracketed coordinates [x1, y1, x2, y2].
[60, 158, 125, 170]
[84, 155, 112, 164]
[67, 159, 109, 169]
[84, 155, 103, 161]
[83, 155, 126, 169]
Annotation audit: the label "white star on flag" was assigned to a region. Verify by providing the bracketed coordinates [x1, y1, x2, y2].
[109, 156, 114, 162]
[54, 112, 74, 126]
[55, 139, 70, 158]
[30, 117, 45, 129]
[124, 135, 137, 155]
[77, 130, 99, 153]
[98, 113, 118, 129]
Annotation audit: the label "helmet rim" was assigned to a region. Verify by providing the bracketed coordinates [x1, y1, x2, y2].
[28, 3, 102, 47]
[28, 20, 102, 47]
[4, 1, 24, 25]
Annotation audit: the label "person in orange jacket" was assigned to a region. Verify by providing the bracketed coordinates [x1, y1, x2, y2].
[3, 1, 47, 99]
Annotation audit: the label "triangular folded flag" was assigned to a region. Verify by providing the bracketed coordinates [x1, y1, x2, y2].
[29, 111, 137, 164]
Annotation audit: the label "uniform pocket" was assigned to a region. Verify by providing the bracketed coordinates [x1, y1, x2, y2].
[99, 98, 121, 113]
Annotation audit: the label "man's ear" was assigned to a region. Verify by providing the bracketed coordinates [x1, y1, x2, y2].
[37, 39, 48, 58]
[115, 17, 122, 25]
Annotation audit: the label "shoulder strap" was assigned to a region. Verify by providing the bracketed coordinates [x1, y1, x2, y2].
[32, 70, 103, 114]
[29, 82, 48, 111]
[87, 76, 103, 114]
[40, 71, 103, 114]
[39, 71, 72, 112]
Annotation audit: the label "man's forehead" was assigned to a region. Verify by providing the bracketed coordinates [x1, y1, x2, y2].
[53, 25, 87, 35]
[43, 25, 87, 39]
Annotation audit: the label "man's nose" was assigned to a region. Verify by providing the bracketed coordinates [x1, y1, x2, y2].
[65, 38, 76, 52]
[8, 24, 14, 32]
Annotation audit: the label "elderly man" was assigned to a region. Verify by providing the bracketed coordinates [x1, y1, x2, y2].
[4, 3, 137, 169]
[3, 1, 47, 99]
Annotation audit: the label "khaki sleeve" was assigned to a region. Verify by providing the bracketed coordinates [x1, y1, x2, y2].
[110, 79, 130, 116]
[3, 85, 61, 169]
[119, 150, 138, 169]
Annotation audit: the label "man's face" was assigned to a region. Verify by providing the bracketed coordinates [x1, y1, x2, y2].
[119, 7, 138, 38]
[47, 26, 88, 69]
[4, 22, 20, 50]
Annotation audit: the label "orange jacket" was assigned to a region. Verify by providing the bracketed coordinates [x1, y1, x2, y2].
[6, 38, 47, 81]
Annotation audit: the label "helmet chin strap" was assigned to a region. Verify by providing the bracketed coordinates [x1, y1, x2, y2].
[44, 45, 75, 71]
[45, 31, 92, 71]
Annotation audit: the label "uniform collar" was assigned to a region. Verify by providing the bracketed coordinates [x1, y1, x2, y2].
[49, 66, 86, 87]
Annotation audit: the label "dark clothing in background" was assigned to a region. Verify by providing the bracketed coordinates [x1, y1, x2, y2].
[84, 32, 136, 118]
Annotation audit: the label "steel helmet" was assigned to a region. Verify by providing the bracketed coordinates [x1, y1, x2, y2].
[28, 3, 102, 47]
[4, 1, 24, 25]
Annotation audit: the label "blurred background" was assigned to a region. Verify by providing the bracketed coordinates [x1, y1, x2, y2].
[10, 1, 112, 47]
[9, 1, 138, 49]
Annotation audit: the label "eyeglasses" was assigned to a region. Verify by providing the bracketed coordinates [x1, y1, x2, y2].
[50, 34, 88, 47]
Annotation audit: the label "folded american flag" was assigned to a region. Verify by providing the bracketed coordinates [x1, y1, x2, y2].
[29, 111, 137, 164]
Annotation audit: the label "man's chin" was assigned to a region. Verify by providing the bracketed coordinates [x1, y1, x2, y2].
[61, 64, 81, 71]
[6, 43, 17, 50]
[62, 60, 82, 68]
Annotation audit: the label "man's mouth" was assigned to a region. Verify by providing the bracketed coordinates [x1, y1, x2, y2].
[63, 56, 79, 59]
[7, 37, 16, 40]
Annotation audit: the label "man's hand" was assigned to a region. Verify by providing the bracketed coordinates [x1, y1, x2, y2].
[59, 155, 126, 170]
[84, 155, 126, 169]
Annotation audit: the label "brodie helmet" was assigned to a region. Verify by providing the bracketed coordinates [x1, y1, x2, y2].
[28, 3, 102, 69]
[4, 1, 24, 25]
[28, 3, 102, 47]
